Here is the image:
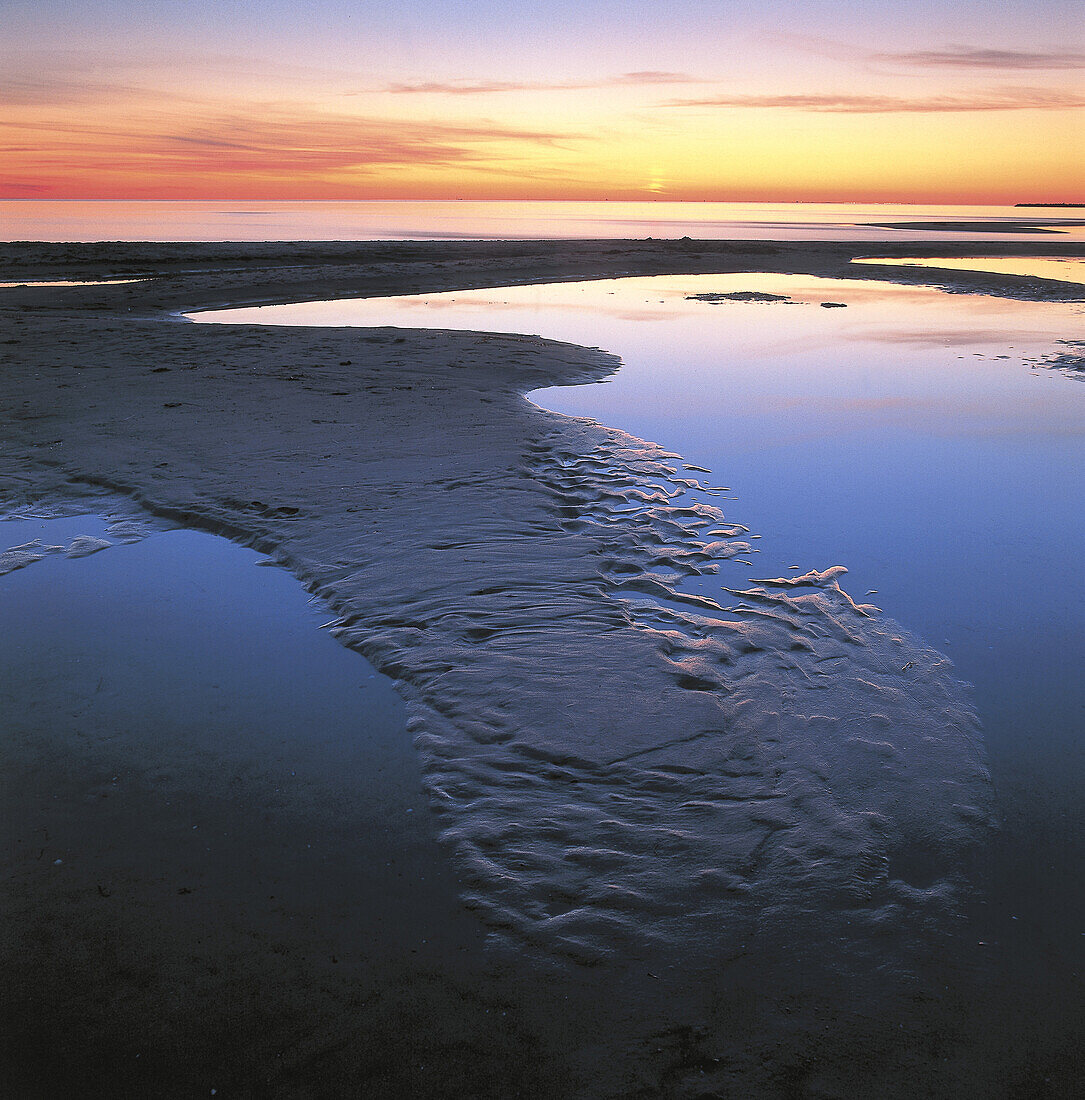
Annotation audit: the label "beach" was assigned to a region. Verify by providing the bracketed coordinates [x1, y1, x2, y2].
[2, 238, 1083, 1098]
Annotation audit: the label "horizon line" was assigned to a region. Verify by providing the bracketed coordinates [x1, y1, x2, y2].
[2, 197, 1081, 206]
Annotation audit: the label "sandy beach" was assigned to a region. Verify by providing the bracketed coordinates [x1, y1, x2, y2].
[2, 239, 1083, 1098]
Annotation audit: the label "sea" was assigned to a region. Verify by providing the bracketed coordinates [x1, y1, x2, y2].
[2, 199, 1084, 243]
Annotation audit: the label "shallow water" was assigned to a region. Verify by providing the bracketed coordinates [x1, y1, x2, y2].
[202, 274, 1083, 621]
[2, 510, 594, 1092]
[4, 199, 1085, 242]
[0, 510, 470, 941]
[196, 274, 1084, 1068]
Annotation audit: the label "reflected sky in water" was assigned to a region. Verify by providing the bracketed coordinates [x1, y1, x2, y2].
[0, 514, 412, 802]
[200, 274, 1085, 987]
[197, 277, 1084, 637]
[0, 513, 474, 948]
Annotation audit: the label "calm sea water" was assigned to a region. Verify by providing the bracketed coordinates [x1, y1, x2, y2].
[3, 200, 1085, 243]
[195, 274, 1084, 1069]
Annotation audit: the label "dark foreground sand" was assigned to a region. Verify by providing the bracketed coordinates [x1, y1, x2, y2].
[1, 240, 1082, 1098]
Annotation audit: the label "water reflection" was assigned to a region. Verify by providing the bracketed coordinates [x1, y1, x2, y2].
[0, 510, 466, 933]
[193, 274, 1084, 608]
[0, 509, 525, 1094]
[193, 273, 1084, 1083]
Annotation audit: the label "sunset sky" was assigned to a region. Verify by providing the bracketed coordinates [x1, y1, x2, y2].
[2, 0, 1083, 202]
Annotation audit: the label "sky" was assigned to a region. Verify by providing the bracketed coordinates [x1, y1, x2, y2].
[1, 0, 1082, 202]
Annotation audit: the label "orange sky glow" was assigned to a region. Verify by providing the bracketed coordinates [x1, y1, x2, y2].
[2, 1, 1082, 203]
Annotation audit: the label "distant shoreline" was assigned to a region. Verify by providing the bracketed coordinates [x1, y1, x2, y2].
[4, 200, 1085, 245]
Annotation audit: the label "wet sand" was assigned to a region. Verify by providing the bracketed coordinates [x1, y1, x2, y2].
[864, 218, 1085, 235]
[2, 239, 1083, 1098]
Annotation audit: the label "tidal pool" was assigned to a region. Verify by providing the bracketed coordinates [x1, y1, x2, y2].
[0, 512, 412, 796]
[3, 508, 570, 1092]
[0, 512, 481, 980]
[194, 272, 1084, 1081]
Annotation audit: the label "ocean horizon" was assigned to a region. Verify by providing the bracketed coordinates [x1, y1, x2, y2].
[3, 198, 1084, 243]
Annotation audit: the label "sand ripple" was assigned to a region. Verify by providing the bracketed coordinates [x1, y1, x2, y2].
[329, 419, 992, 971]
[2, 307, 993, 984]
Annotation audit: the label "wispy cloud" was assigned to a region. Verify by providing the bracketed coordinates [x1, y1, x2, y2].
[764, 32, 1085, 74]
[0, 47, 363, 92]
[667, 87, 1085, 113]
[0, 76, 179, 108]
[613, 71, 700, 85]
[874, 47, 1085, 70]
[0, 179, 50, 196]
[0, 105, 583, 178]
[160, 113, 578, 170]
[386, 71, 700, 94]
